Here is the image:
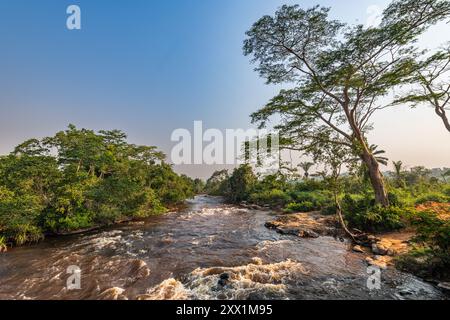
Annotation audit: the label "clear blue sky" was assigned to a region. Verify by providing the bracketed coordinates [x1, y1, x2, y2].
[1, 0, 448, 178]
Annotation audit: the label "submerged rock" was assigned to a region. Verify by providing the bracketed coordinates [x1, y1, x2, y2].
[218, 273, 231, 287]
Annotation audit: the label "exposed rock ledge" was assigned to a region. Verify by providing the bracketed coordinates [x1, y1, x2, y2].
[363, 231, 414, 269]
[265, 212, 341, 238]
[265, 213, 413, 269]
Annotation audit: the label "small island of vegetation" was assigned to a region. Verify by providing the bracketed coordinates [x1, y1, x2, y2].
[0, 125, 202, 250]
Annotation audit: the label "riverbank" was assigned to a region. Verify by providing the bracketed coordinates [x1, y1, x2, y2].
[262, 208, 450, 294]
[0, 196, 447, 300]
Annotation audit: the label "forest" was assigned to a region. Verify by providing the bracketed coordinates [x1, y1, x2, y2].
[0, 125, 201, 249]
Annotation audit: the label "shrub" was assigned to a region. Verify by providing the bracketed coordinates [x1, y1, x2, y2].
[415, 192, 449, 205]
[321, 204, 338, 216]
[388, 189, 414, 207]
[5, 223, 44, 246]
[43, 211, 93, 233]
[292, 180, 325, 192]
[396, 211, 450, 280]
[342, 194, 412, 232]
[250, 189, 291, 208]
[289, 191, 332, 209]
[284, 201, 316, 213]
[411, 211, 450, 254]
[225, 165, 257, 204]
[443, 185, 450, 197]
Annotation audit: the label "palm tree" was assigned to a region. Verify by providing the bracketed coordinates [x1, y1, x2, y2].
[392, 161, 405, 188]
[299, 162, 314, 179]
[351, 145, 388, 184]
[370, 144, 388, 166]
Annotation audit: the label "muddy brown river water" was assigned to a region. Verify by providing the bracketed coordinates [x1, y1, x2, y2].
[0, 196, 447, 300]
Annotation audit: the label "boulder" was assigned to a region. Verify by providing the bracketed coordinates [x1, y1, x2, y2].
[352, 245, 364, 253]
[366, 256, 390, 269]
[217, 273, 231, 288]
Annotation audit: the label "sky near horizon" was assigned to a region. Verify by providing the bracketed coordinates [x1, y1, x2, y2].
[0, 0, 449, 179]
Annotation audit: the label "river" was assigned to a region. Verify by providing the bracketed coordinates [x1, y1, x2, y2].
[0, 196, 446, 300]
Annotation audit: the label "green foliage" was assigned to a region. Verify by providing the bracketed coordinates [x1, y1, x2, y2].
[244, 0, 450, 206]
[191, 178, 205, 194]
[0, 125, 194, 246]
[250, 189, 291, 208]
[411, 211, 450, 253]
[204, 170, 229, 196]
[388, 189, 415, 207]
[225, 165, 257, 203]
[444, 185, 450, 197]
[283, 190, 333, 213]
[0, 235, 6, 252]
[415, 192, 449, 205]
[397, 211, 450, 280]
[0, 187, 45, 245]
[290, 191, 331, 206]
[284, 201, 316, 213]
[341, 194, 412, 232]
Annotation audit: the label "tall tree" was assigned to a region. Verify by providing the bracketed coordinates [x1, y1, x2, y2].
[395, 46, 450, 132]
[244, 0, 450, 206]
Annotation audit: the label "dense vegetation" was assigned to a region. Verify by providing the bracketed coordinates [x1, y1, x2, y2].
[205, 163, 450, 278]
[231, 0, 450, 280]
[0, 125, 196, 248]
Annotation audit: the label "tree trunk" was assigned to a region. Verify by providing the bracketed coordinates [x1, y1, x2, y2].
[436, 107, 450, 132]
[361, 149, 390, 207]
[343, 100, 390, 207]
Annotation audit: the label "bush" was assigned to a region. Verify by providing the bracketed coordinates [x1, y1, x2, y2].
[321, 204, 338, 216]
[225, 165, 257, 204]
[396, 211, 450, 280]
[250, 189, 291, 208]
[4, 223, 44, 246]
[388, 189, 414, 207]
[284, 201, 316, 213]
[342, 194, 412, 232]
[415, 192, 449, 205]
[443, 185, 450, 197]
[292, 180, 325, 192]
[288, 191, 332, 209]
[411, 211, 450, 253]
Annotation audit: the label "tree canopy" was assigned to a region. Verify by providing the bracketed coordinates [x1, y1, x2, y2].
[244, 0, 450, 206]
[0, 125, 196, 246]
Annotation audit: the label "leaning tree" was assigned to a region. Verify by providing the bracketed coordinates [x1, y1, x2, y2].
[244, 0, 450, 206]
